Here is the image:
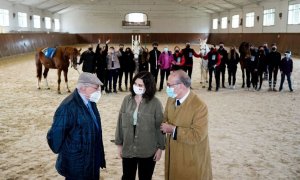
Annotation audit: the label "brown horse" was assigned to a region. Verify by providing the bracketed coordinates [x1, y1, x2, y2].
[35, 46, 81, 94]
[239, 42, 251, 88]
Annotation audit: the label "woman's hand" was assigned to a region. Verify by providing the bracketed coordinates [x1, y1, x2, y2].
[153, 149, 162, 161]
[117, 145, 123, 158]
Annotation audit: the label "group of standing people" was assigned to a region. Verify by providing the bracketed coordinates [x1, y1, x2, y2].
[79, 40, 294, 94]
[47, 70, 212, 180]
[200, 42, 294, 92]
[78, 40, 206, 94]
[78, 39, 136, 94]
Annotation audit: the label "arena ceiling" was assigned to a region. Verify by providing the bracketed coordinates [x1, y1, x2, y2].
[8, 0, 264, 17]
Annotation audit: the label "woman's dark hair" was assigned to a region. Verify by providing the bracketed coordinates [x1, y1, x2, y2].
[130, 71, 156, 101]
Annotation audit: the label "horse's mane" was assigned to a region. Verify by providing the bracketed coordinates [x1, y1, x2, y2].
[239, 42, 251, 58]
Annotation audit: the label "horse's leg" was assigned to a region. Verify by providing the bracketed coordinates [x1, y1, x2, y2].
[57, 69, 62, 94]
[35, 53, 42, 89]
[63, 69, 71, 93]
[200, 64, 203, 84]
[43, 68, 50, 89]
[242, 67, 245, 88]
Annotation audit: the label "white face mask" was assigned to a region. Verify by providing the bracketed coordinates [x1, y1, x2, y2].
[164, 48, 168, 52]
[133, 85, 145, 95]
[89, 91, 101, 103]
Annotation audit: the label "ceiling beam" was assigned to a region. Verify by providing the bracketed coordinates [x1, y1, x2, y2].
[222, 0, 242, 9]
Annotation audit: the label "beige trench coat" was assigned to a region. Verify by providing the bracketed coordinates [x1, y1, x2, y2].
[164, 91, 212, 180]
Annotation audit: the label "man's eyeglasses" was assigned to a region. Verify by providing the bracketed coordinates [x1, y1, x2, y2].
[167, 83, 181, 88]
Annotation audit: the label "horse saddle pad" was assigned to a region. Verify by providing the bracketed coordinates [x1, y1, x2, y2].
[42, 48, 56, 59]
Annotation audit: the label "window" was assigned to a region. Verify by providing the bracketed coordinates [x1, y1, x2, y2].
[45, 17, 51, 29]
[245, 12, 255, 27]
[18, 12, 27, 27]
[54, 19, 60, 30]
[0, 9, 9, 26]
[212, 18, 218, 29]
[221, 17, 227, 29]
[263, 9, 275, 26]
[33, 15, 40, 28]
[232, 15, 239, 28]
[288, 4, 300, 24]
[125, 13, 147, 23]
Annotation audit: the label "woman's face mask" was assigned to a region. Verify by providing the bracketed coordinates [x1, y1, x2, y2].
[164, 48, 169, 52]
[133, 84, 145, 95]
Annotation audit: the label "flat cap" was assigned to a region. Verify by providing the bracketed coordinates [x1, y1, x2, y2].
[77, 72, 103, 86]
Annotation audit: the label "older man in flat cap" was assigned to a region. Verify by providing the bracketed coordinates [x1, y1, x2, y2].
[47, 72, 106, 180]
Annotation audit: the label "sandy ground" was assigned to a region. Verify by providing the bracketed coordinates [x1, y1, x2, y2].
[0, 44, 299, 180]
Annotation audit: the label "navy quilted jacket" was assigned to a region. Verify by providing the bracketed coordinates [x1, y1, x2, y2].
[47, 89, 105, 179]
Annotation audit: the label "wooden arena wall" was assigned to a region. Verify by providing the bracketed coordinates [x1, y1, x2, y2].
[0, 33, 78, 58]
[0, 33, 299, 58]
[208, 33, 300, 56]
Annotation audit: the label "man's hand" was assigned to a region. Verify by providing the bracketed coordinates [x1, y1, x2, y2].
[98, 39, 101, 44]
[160, 123, 175, 134]
[106, 39, 110, 44]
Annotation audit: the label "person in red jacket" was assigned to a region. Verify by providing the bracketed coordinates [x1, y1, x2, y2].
[180, 42, 201, 80]
[172, 46, 185, 71]
[201, 45, 221, 91]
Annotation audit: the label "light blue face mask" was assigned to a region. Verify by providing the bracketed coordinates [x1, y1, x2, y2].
[166, 86, 177, 98]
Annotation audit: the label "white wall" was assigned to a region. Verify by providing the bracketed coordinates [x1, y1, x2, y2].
[61, 11, 210, 33]
[0, 0, 60, 33]
[210, 0, 300, 33]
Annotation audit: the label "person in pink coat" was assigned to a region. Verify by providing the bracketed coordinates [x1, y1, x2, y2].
[158, 47, 174, 91]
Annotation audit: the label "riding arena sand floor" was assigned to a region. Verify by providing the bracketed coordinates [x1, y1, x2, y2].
[0, 44, 299, 180]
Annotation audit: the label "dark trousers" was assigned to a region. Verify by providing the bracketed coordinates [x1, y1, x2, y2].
[122, 156, 156, 180]
[279, 73, 293, 91]
[150, 68, 159, 84]
[268, 67, 278, 88]
[249, 69, 258, 88]
[108, 69, 119, 91]
[185, 66, 193, 79]
[119, 68, 124, 88]
[257, 70, 263, 89]
[228, 68, 237, 86]
[219, 67, 226, 87]
[208, 67, 220, 89]
[97, 69, 107, 92]
[124, 70, 134, 89]
[246, 69, 258, 88]
[159, 69, 170, 90]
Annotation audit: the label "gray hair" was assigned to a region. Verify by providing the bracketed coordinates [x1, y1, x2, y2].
[173, 70, 191, 88]
[76, 83, 88, 90]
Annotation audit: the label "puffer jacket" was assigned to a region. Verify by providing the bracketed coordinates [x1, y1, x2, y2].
[47, 89, 105, 179]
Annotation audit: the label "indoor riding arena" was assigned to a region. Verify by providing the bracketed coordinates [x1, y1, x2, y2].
[0, 0, 299, 179]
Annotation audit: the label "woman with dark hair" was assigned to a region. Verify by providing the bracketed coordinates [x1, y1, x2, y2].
[115, 71, 165, 180]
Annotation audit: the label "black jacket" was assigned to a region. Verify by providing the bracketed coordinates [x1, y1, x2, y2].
[95, 44, 108, 73]
[123, 51, 135, 72]
[217, 48, 228, 69]
[267, 51, 281, 69]
[79, 50, 96, 73]
[47, 89, 105, 179]
[149, 48, 161, 70]
[280, 57, 293, 74]
[227, 51, 240, 70]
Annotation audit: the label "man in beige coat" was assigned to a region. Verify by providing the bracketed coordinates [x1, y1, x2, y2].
[160, 70, 212, 180]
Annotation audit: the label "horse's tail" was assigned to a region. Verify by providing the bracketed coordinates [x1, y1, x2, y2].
[35, 51, 42, 81]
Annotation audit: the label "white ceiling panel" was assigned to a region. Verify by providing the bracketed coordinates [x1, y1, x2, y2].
[5, 0, 264, 16]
